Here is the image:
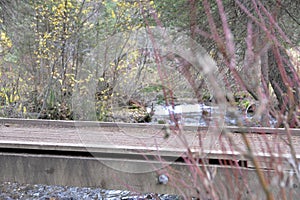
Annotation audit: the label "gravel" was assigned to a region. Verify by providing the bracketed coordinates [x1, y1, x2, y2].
[0, 182, 180, 200]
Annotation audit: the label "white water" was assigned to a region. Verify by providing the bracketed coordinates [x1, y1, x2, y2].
[148, 103, 222, 126]
[148, 103, 276, 127]
[148, 103, 216, 115]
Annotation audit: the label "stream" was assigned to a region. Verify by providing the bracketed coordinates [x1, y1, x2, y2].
[148, 103, 276, 127]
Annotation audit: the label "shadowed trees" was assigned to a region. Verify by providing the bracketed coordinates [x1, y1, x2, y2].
[151, 0, 299, 127]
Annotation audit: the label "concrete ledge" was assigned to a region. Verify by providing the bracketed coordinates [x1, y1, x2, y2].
[1, 152, 300, 198]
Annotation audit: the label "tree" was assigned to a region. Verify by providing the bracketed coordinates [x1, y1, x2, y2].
[149, 0, 300, 127]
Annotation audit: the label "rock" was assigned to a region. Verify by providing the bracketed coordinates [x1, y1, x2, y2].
[111, 101, 154, 123]
[111, 107, 153, 123]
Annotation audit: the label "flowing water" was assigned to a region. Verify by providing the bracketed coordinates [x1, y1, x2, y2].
[148, 103, 270, 127]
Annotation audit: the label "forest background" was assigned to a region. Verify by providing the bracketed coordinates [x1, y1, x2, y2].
[0, 0, 299, 128]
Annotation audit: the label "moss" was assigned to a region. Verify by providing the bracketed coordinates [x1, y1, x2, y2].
[158, 120, 166, 124]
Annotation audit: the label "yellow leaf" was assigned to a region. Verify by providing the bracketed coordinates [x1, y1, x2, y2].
[111, 10, 116, 19]
[9, 94, 13, 103]
[0, 32, 6, 40]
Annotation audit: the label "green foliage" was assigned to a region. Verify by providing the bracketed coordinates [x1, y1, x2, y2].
[153, 0, 190, 27]
[142, 84, 163, 93]
[240, 99, 251, 110]
[156, 94, 165, 105]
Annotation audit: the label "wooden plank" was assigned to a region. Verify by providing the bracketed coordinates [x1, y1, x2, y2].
[1, 117, 300, 134]
[1, 118, 300, 168]
[0, 138, 298, 170]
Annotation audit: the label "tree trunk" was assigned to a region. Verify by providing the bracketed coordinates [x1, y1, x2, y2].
[260, 49, 270, 126]
[268, 46, 300, 127]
